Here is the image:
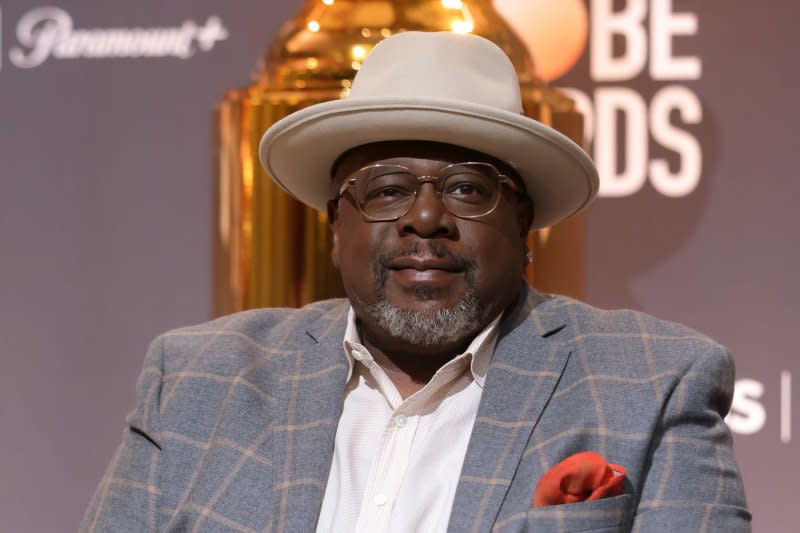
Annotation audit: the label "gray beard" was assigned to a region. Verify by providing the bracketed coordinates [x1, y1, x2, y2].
[359, 242, 492, 346]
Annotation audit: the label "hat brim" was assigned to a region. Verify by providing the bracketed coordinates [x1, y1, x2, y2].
[259, 97, 598, 230]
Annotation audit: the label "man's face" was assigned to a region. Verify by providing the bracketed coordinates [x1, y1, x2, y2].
[329, 141, 533, 352]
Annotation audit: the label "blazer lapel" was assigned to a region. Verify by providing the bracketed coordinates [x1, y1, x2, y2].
[448, 287, 572, 533]
[268, 303, 350, 533]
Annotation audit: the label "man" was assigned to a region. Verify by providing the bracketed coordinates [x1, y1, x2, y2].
[83, 32, 749, 532]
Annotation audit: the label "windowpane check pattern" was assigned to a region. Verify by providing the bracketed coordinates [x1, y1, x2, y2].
[81, 289, 749, 532]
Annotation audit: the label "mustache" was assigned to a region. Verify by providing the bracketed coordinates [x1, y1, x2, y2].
[372, 241, 476, 282]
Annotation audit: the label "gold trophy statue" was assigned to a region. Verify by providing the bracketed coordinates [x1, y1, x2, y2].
[214, 0, 587, 315]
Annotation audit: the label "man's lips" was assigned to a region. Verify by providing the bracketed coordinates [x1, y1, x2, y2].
[385, 256, 464, 286]
[386, 256, 463, 272]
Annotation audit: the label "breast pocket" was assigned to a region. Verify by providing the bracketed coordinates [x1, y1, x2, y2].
[495, 494, 635, 533]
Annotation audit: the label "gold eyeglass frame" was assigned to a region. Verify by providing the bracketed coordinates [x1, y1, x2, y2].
[334, 162, 522, 222]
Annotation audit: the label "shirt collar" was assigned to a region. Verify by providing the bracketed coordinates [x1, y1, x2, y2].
[342, 306, 502, 388]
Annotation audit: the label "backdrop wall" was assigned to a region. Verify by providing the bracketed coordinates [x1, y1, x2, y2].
[0, 1, 795, 531]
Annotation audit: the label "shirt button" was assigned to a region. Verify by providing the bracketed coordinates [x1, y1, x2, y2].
[351, 349, 364, 362]
[374, 493, 388, 506]
[394, 414, 408, 428]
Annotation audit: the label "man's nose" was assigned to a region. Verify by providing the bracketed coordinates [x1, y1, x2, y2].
[395, 183, 457, 238]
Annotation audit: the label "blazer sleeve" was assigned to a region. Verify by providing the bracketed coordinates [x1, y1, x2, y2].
[632, 344, 751, 531]
[80, 335, 165, 533]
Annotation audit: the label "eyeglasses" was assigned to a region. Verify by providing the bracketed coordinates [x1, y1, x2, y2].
[334, 162, 521, 222]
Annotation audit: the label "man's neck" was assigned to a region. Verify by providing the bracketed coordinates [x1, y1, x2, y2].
[360, 337, 462, 399]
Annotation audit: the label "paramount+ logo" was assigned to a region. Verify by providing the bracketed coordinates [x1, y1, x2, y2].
[0, 6, 228, 71]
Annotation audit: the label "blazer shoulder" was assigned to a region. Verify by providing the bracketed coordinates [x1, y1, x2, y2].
[540, 293, 731, 370]
[154, 298, 350, 372]
[542, 293, 718, 340]
[163, 298, 349, 334]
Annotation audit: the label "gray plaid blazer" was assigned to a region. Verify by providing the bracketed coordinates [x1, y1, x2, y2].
[81, 286, 750, 532]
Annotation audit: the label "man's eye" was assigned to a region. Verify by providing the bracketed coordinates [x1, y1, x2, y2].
[451, 183, 477, 195]
[364, 186, 411, 203]
[376, 187, 403, 198]
[445, 179, 491, 203]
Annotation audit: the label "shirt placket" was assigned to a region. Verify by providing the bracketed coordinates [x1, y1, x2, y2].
[355, 410, 419, 532]
[352, 347, 470, 533]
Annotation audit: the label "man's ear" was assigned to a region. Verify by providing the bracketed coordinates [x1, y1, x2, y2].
[327, 199, 341, 269]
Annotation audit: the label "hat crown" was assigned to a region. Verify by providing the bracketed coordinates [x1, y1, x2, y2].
[261, 31, 598, 230]
[349, 32, 523, 114]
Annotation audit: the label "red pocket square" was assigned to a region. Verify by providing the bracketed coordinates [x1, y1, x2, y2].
[533, 451, 627, 507]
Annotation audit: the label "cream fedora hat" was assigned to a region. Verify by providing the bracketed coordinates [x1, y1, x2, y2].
[259, 31, 598, 229]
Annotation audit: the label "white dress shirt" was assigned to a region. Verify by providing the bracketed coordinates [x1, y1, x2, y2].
[315, 308, 502, 533]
